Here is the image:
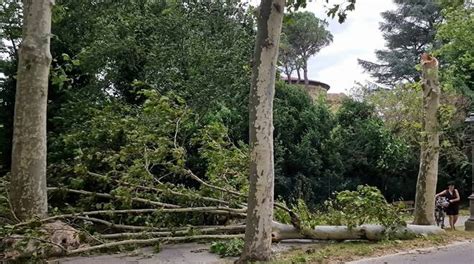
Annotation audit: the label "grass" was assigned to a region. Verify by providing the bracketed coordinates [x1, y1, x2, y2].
[459, 209, 470, 216]
[272, 228, 474, 264]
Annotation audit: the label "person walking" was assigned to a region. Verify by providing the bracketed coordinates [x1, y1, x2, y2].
[435, 181, 460, 230]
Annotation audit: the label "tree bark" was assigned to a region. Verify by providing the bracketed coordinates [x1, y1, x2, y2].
[296, 67, 301, 84]
[284, 65, 292, 84]
[303, 57, 309, 89]
[413, 53, 440, 225]
[239, 0, 285, 263]
[271, 222, 445, 241]
[10, 0, 53, 220]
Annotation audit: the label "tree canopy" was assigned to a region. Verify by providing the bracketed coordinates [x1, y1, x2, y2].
[358, 0, 442, 85]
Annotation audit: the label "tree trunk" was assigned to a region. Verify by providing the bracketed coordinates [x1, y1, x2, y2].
[413, 53, 440, 225]
[10, 0, 53, 220]
[303, 57, 309, 89]
[284, 65, 291, 84]
[272, 222, 445, 241]
[239, 0, 285, 262]
[296, 67, 301, 84]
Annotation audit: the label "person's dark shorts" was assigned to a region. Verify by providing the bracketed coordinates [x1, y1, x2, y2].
[445, 203, 459, 215]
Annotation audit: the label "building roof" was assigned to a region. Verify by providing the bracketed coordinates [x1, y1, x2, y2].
[281, 76, 330, 91]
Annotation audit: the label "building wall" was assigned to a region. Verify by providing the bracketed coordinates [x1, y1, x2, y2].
[305, 84, 328, 101]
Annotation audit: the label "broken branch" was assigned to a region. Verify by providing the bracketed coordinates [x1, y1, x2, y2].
[67, 234, 244, 255]
[47, 187, 179, 208]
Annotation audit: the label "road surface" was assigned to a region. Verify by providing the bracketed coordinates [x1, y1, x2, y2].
[52, 217, 471, 264]
[348, 241, 474, 264]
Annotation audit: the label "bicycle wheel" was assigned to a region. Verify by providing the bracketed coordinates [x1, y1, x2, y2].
[440, 211, 445, 229]
[435, 209, 443, 228]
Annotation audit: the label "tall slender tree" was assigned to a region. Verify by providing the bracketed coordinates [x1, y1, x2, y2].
[279, 33, 297, 83]
[10, 0, 53, 220]
[238, 0, 285, 262]
[413, 53, 440, 225]
[240, 1, 354, 262]
[282, 11, 333, 88]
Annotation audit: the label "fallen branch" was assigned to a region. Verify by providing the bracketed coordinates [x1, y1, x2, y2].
[73, 216, 150, 231]
[67, 234, 244, 255]
[87, 172, 233, 206]
[47, 187, 179, 208]
[67, 223, 444, 255]
[0, 180, 21, 223]
[185, 170, 245, 198]
[98, 225, 246, 239]
[73, 217, 214, 232]
[64, 207, 245, 216]
[14, 207, 246, 229]
[8, 235, 67, 253]
[184, 170, 296, 217]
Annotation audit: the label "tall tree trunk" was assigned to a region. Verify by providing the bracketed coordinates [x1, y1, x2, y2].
[284, 65, 291, 84]
[238, 0, 284, 262]
[413, 53, 440, 225]
[303, 57, 309, 89]
[296, 67, 301, 84]
[10, 0, 53, 220]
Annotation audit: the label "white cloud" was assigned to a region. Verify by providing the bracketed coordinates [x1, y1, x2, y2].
[303, 0, 397, 93]
[246, 0, 396, 94]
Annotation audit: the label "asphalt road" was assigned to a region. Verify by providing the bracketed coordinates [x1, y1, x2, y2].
[348, 241, 474, 264]
[51, 241, 312, 264]
[52, 217, 472, 264]
[348, 216, 472, 264]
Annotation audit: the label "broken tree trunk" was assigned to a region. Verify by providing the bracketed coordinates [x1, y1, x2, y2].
[303, 57, 309, 89]
[414, 53, 440, 225]
[271, 222, 445, 242]
[4, 222, 444, 258]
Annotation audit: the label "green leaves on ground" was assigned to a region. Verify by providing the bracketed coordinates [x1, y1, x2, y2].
[276, 185, 405, 236]
[210, 238, 244, 257]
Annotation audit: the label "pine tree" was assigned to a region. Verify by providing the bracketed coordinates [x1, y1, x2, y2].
[358, 0, 442, 86]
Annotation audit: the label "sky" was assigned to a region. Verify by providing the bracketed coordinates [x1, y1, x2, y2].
[302, 0, 397, 94]
[249, 0, 397, 94]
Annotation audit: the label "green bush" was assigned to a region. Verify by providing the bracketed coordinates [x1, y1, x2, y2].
[323, 185, 406, 230]
[209, 238, 244, 257]
[278, 185, 405, 236]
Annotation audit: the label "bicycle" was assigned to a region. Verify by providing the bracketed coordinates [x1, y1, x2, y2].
[435, 196, 449, 229]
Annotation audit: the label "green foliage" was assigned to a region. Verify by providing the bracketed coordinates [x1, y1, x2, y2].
[283, 11, 333, 60]
[47, 90, 248, 226]
[193, 122, 249, 200]
[358, 0, 442, 85]
[275, 186, 405, 238]
[352, 81, 471, 201]
[0, 178, 14, 225]
[273, 83, 341, 207]
[272, 85, 424, 206]
[209, 238, 244, 257]
[331, 99, 416, 201]
[0, 0, 20, 175]
[323, 186, 405, 230]
[280, 11, 333, 80]
[436, 4, 474, 102]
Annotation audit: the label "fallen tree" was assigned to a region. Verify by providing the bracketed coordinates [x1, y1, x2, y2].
[2, 219, 445, 259]
[272, 222, 444, 242]
[0, 175, 445, 261]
